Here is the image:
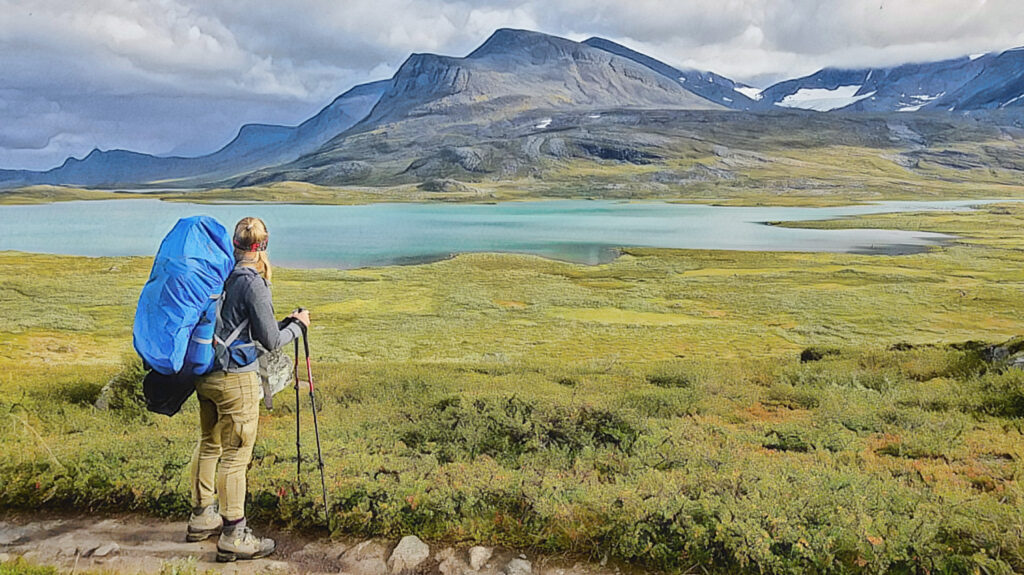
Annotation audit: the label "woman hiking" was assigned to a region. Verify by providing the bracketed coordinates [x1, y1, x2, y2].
[185, 217, 310, 562]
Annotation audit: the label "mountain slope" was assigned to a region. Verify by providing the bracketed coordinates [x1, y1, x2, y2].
[581, 37, 771, 111]
[355, 28, 723, 128]
[235, 28, 727, 187]
[760, 46, 1024, 112]
[930, 48, 1024, 110]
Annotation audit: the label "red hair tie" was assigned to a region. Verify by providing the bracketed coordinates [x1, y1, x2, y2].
[234, 239, 268, 252]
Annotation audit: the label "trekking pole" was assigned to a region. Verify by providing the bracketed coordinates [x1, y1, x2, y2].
[298, 321, 330, 527]
[293, 335, 301, 477]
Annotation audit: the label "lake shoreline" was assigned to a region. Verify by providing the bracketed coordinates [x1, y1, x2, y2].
[0, 198, 988, 268]
[5, 181, 1024, 209]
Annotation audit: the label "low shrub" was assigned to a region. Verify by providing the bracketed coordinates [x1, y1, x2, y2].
[799, 346, 840, 363]
[623, 387, 702, 418]
[95, 355, 148, 414]
[977, 369, 1024, 418]
[400, 396, 642, 465]
[762, 422, 853, 453]
[645, 360, 699, 388]
[764, 383, 821, 409]
[876, 415, 966, 460]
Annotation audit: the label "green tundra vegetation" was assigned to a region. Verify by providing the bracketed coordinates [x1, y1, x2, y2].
[2, 203, 1024, 574]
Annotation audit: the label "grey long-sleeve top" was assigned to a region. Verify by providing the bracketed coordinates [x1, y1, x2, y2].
[214, 265, 302, 373]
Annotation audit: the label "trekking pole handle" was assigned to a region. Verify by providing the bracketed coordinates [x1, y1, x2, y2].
[287, 308, 309, 334]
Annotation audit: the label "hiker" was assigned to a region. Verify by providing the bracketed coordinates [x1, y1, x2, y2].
[185, 216, 310, 561]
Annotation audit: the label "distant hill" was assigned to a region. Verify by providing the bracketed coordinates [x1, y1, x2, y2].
[0, 80, 388, 188]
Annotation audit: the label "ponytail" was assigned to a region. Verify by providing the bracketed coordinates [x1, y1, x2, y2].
[233, 217, 272, 282]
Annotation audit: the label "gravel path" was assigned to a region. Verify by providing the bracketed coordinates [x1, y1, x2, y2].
[0, 513, 634, 575]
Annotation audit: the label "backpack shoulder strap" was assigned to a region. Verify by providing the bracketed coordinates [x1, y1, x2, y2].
[212, 273, 252, 370]
[214, 294, 250, 349]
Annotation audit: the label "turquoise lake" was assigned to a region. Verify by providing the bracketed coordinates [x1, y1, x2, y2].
[0, 199, 992, 268]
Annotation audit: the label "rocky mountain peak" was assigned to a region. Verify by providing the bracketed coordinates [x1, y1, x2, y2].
[466, 28, 583, 62]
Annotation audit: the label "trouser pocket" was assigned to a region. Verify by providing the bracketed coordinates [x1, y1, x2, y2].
[229, 418, 258, 449]
[223, 372, 260, 443]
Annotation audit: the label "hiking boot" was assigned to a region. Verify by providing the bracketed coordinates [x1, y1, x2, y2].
[216, 523, 275, 562]
[186, 504, 222, 542]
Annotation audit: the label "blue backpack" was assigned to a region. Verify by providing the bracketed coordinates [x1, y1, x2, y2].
[133, 216, 235, 414]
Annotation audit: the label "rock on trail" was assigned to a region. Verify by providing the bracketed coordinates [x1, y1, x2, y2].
[469, 546, 493, 570]
[388, 535, 430, 573]
[0, 514, 634, 575]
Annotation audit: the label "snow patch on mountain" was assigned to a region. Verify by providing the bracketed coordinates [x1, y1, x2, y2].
[735, 86, 763, 101]
[777, 85, 875, 112]
[1003, 94, 1024, 107]
[969, 53, 987, 61]
[897, 92, 945, 112]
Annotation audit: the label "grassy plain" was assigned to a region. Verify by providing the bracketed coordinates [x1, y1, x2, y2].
[2, 203, 1024, 573]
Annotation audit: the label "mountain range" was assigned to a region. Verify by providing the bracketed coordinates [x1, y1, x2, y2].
[2, 28, 1023, 190]
[761, 48, 1024, 112]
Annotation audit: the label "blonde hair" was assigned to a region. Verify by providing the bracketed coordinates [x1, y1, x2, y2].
[233, 217, 272, 282]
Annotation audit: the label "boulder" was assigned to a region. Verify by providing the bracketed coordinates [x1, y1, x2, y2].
[436, 547, 470, 575]
[91, 542, 120, 558]
[340, 540, 390, 575]
[388, 535, 431, 574]
[292, 540, 349, 563]
[984, 336, 1024, 364]
[469, 546, 493, 571]
[0, 523, 28, 545]
[504, 558, 532, 575]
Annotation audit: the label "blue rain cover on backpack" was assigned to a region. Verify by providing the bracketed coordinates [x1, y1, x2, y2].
[133, 216, 234, 375]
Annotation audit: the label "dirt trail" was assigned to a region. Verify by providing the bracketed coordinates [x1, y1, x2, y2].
[0, 513, 633, 575]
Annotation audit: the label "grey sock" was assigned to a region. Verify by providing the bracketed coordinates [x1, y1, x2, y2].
[222, 517, 245, 534]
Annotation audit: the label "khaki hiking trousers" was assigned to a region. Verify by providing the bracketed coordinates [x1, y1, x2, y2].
[188, 370, 260, 521]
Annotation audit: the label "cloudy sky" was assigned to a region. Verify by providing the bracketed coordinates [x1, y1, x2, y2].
[3, 0, 1024, 171]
